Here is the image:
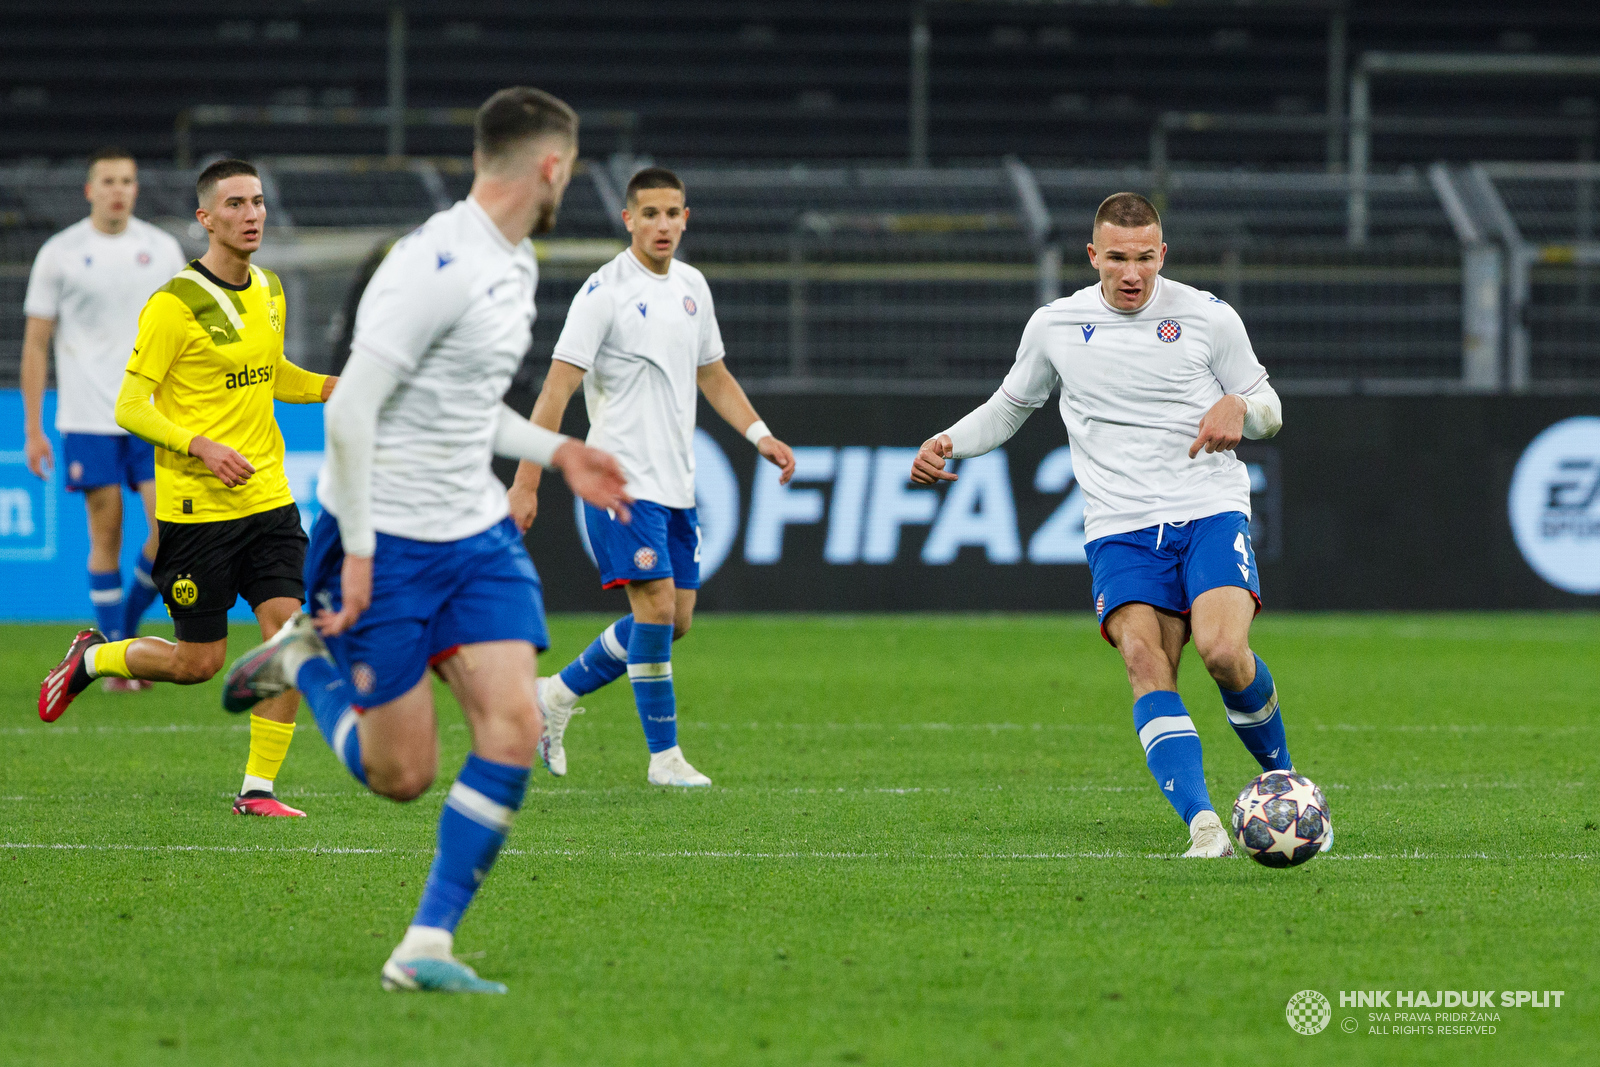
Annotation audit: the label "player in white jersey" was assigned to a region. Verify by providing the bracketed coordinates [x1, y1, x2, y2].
[221, 88, 631, 993]
[911, 193, 1313, 859]
[507, 167, 796, 786]
[21, 147, 186, 677]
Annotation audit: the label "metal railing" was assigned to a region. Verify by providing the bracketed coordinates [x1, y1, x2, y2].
[3, 157, 1597, 393]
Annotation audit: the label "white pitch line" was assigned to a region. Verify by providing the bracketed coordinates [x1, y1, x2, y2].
[1, 842, 1591, 862]
[6, 719, 1594, 740]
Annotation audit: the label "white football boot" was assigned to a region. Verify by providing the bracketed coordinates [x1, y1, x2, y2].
[1182, 810, 1235, 858]
[535, 676, 585, 777]
[647, 745, 712, 787]
[381, 926, 506, 994]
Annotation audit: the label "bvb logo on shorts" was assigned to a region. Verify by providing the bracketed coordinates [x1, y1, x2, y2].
[352, 663, 376, 695]
[633, 547, 658, 570]
[171, 577, 199, 607]
[1285, 990, 1332, 1035]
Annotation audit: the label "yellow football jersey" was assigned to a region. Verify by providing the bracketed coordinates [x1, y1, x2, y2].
[125, 261, 325, 523]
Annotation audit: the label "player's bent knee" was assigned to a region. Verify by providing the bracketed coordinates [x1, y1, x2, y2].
[171, 643, 226, 684]
[673, 618, 692, 641]
[368, 765, 435, 803]
[1196, 635, 1252, 681]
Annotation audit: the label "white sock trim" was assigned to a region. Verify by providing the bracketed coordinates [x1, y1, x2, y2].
[89, 587, 124, 605]
[627, 661, 672, 680]
[600, 623, 628, 662]
[1226, 690, 1279, 726]
[240, 773, 275, 795]
[445, 781, 514, 831]
[85, 644, 103, 679]
[1137, 714, 1197, 754]
[331, 708, 360, 761]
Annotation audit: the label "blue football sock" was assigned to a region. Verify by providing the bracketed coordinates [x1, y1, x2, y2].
[88, 569, 124, 642]
[1220, 653, 1293, 772]
[412, 754, 529, 933]
[123, 552, 159, 638]
[558, 614, 634, 697]
[627, 621, 677, 753]
[295, 657, 366, 785]
[1133, 690, 1214, 825]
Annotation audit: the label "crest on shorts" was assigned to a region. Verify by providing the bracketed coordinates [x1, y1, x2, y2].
[1157, 319, 1181, 343]
[633, 547, 658, 570]
[352, 662, 376, 694]
[683, 295, 698, 316]
[1095, 593, 1105, 617]
[172, 577, 198, 607]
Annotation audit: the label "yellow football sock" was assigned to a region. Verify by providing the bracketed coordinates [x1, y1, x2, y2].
[91, 639, 136, 679]
[245, 715, 297, 784]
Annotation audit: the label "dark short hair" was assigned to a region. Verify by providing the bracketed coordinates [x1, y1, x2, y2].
[1093, 191, 1161, 236]
[625, 167, 685, 205]
[87, 146, 135, 177]
[196, 159, 259, 204]
[474, 87, 578, 162]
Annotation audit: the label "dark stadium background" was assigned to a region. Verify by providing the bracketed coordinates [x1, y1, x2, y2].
[4, 0, 1599, 613]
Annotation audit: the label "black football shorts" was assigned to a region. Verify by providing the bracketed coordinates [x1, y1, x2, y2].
[153, 502, 308, 643]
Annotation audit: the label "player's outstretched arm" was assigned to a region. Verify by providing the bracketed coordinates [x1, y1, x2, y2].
[1188, 385, 1280, 459]
[508, 359, 587, 531]
[910, 388, 1036, 485]
[20, 316, 56, 478]
[315, 350, 402, 636]
[910, 434, 958, 485]
[271, 352, 336, 404]
[492, 404, 632, 521]
[697, 360, 795, 484]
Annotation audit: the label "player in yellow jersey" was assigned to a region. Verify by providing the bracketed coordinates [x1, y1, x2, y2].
[39, 159, 336, 818]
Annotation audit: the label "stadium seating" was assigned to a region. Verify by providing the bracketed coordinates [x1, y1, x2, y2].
[2, 3, 1597, 165]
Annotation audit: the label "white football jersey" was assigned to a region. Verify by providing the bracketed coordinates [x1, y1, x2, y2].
[1002, 275, 1272, 542]
[23, 217, 186, 434]
[319, 198, 538, 542]
[552, 249, 725, 509]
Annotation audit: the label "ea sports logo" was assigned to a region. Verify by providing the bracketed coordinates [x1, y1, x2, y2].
[1508, 417, 1600, 594]
[633, 547, 658, 570]
[171, 577, 198, 606]
[1285, 989, 1331, 1035]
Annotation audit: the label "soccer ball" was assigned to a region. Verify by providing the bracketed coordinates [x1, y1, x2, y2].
[1231, 770, 1330, 868]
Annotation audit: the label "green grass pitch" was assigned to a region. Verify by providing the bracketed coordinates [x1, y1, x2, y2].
[1, 613, 1595, 1065]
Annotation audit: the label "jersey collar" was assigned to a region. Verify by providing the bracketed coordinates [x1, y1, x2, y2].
[625, 247, 674, 281]
[462, 196, 520, 254]
[1095, 274, 1162, 316]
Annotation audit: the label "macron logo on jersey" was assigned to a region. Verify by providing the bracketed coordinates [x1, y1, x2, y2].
[436, 252, 455, 270]
[1081, 324, 1095, 343]
[637, 302, 648, 318]
[586, 279, 602, 294]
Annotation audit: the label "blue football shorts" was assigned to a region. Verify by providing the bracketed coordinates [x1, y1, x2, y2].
[62, 432, 155, 492]
[1085, 510, 1262, 644]
[304, 511, 550, 708]
[583, 499, 701, 590]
